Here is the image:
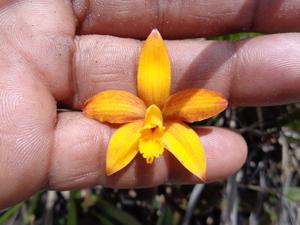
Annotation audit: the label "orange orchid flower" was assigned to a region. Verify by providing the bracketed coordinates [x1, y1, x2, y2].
[82, 29, 228, 181]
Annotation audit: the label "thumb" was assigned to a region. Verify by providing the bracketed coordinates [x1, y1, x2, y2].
[0, 65, 56, 209]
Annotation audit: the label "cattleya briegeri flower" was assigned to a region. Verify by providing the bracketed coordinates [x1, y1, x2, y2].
[83, 29, 228, 181]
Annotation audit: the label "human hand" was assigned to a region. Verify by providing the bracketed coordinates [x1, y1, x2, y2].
[1, 0, 300, 209]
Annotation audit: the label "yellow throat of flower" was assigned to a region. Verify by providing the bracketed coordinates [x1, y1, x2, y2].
[139, 105, 165, 164]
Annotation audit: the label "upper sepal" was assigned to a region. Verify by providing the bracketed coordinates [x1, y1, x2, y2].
[137, 29, 171, 108]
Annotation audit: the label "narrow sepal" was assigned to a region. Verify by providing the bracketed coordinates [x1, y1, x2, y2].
[106, 121, 143, 175]
[161, 121, 207, 181]
[83, 90, 146, 124]
[163, 88, 228, 122]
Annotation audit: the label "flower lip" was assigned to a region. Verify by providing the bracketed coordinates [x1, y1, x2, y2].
[138, 104, 165, 163]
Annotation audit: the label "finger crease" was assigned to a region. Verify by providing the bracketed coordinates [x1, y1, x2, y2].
[249, 0, 260, 31]
[70, 36, 80, 108]
[71, 0, 90, 34]
[228, 41, 239, 103]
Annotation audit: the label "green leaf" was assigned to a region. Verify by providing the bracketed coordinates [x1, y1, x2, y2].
[208, 32, 261, 41]
[91, 211, 116, 225]
[156, 206, 173, 225]
[26, 194, 40, 225]
[0, 203, 22, 224]
[97, 198, 142, 225]
[264, 204, 278, 223]
[286, 119, 300, 130]
[287, 187, 300, 202]
[67, 191, 77, 225]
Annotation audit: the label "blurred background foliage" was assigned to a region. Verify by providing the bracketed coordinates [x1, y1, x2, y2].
[1, 33, 300, 225]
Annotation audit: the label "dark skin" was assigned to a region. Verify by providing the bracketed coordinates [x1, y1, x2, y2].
[1, 0, 300, 209]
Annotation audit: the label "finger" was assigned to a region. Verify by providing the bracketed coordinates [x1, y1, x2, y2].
[49, 112, 247, 189]
[0, 65, 56, 209]
[0, 0, 74, 209]
[0, 0, 75, 100]
[70, 33, 300, 108]
[72, 0, 300, 38]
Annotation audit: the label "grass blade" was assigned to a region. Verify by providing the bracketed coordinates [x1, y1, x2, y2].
[0, 204, 22, 224]
[97, 198, 142, 225]
[67, 191, 77, 225]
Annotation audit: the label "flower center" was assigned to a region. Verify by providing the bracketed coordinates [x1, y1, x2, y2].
[139, 105, 165, 163]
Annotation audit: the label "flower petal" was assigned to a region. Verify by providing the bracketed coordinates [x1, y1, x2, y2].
[83, 90, 146, 124]
[163, 88, 228, 123]
[137, 29, 171, 108]
[106, 121, 143, 175]
[161, 121, 206, 181]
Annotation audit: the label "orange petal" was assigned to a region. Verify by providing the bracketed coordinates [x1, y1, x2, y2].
[82, 90, 146, 124]
[163, 88, 228, 123]
[137, 29, 171, 108]
[161, 121, 206, 181]
[106, 121, 143, 176]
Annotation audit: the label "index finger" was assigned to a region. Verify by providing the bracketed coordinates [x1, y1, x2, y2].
[73, 0, 300, 38]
